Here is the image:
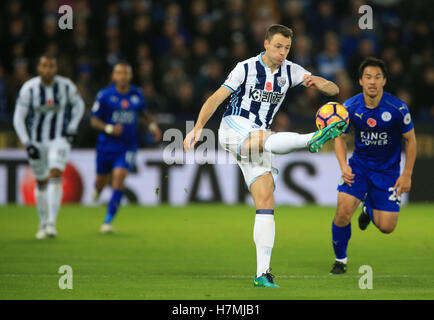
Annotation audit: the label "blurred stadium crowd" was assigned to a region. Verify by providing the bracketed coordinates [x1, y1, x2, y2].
[0, 0, 433, 146]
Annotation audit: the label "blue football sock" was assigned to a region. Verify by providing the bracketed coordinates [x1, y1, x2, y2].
[332, 222, 351, 260]
[104, 189, 123, 224]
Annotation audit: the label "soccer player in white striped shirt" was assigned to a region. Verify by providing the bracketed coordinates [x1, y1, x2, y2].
[184, 24, 347, 287]
[13, 55, 85, 239]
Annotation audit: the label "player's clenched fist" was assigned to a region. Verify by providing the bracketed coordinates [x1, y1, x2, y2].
[184, 129, 202, 151]
[302, 74, 339, 96]
[302, 74, 316, 87]
[341, 164, 355, 186]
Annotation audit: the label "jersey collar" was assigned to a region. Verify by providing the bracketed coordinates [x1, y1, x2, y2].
[258, 51, 281, 74]
[38, 76, 56, 87]
[361, 91, 386, 110]
[111, 83, 131, 95]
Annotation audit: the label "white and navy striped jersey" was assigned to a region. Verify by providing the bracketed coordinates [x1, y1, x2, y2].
[13, 75, 85, 145]
[222, 52, 311, 129]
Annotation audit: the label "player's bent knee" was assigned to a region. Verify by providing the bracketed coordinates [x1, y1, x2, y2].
[379, 227, 394, 234]
[336, 204, 354, 220]
[378, 224, 396, 234]
[374, 211, 398, 234]
[334, 214, 351, 226]
[111, 169, 128, 189]
[252, 186, 274, 209]
[254, 188, 274, 209]
[334, 207, 354, 226]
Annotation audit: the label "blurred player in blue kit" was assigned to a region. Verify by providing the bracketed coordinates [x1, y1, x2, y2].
[90, 62, 161, 233]
[329, 57, 417, 274]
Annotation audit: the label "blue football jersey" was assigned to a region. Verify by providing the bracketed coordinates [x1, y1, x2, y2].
[343, 91, 414, 172]
[91, 84, 147, 151]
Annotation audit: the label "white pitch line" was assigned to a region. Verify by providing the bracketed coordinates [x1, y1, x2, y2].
[0, 274, 413, 279]
[191, 274, 411, 279]
[0, 274, 109, 278]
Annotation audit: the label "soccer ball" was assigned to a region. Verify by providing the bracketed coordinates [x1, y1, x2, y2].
[315, 102, 349, 130]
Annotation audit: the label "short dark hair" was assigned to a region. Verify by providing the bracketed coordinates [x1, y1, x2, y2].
[113, 61, 132, 73]
[358, 57, 388, 79]
[38, 54, 57, 64]
[265, 24, 293, 41]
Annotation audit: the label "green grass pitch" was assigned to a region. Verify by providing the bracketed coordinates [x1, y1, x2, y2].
[0, 204, 433, 300]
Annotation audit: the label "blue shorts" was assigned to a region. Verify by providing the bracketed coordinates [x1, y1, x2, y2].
[337, 158, 401, 212]
[96, 149, 136, 175]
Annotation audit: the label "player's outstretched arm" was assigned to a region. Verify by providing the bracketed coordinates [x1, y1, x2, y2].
[394, 128, 417, 197]
[302, 74, 339, 96]
[183, 86, 231, 151]
[334, 134, 354, 186]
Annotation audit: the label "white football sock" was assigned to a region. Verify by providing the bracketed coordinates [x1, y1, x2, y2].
[253, 214, 275, 277]
[336, 257, 348, 264]
[35, 185, 48, 228]
[47, 178, 62, 226]
[263, 132, 315, 154]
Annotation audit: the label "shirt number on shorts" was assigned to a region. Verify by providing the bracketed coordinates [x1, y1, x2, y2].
[388, 187, 401, 205]
[125, 151, 136, 167]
